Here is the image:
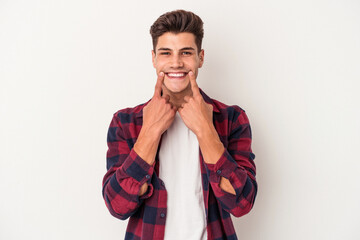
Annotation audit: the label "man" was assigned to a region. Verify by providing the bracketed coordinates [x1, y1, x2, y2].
[102, 10, 257, 240]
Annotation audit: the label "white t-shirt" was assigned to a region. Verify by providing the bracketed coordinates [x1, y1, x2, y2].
[159, 112, 207, 240]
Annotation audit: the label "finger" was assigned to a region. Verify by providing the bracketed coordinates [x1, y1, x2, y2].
[154, 72, 165, 97]
[163, 94, 170, 103]
[183, 95, 190, 103]
[171, 105, 178, 111]
[177, 107, 186, 120]
[189, 71, 200, 97]
[177, 106, 183, 115]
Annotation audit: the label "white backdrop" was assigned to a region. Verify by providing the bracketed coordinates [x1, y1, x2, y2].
[1, 0, 360, 239]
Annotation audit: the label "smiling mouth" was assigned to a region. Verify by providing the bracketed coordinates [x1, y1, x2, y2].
[166, 72, 188, 78]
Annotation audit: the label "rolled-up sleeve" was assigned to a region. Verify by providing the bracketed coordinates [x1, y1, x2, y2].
[205, 108, 257, 217]
[102, 113, 154, 220]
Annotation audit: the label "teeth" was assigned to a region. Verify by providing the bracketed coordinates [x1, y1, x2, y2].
[168, 73, 185, 77]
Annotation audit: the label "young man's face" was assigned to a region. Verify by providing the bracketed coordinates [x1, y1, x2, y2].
[152, 32, 204, 94]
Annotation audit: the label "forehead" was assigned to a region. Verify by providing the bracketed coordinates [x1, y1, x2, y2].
[156, 32, 198, 51]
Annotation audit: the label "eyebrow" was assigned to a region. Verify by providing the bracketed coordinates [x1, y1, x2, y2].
[157, 47, 196, 52]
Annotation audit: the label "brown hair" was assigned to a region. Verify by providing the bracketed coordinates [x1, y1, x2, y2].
[150, 10, 204, 53]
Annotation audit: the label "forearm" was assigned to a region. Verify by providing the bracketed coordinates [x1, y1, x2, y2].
[102, 148, 155, 219]
[197, 123, 236, 195]
[133, 127, 161, 165]
[196, 123, 224, 164]
[219, 177, 236, 195]
[103, 107, 169, 218]
[133, 127, 161, 196]
[195, 106, 257, 217]
[205, 149, 257, 217]
[138, 182, 149, 196]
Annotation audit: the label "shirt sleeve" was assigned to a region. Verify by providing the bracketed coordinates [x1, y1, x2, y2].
[102, 113, 154, 220]
[205, 107, 257, 218]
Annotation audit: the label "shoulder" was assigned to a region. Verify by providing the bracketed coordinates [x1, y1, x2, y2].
[212, 97, 245, 117]
[112, 100, 149, 124]
[209, 97, 252, 142]
[201, 90, 247, 123]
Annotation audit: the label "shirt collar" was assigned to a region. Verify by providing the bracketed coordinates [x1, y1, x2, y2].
[199, 88, 221, 113]
[136, 88, 220, 118]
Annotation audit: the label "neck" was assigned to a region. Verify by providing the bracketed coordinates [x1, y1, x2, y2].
[162, 84, 193, 109]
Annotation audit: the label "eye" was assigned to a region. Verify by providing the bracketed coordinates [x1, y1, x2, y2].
[182, 51, 192, 56]
[160, 52, 170, 55]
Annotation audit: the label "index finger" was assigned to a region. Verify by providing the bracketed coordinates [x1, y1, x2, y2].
[154, 72, 164, 97]
[189, 71, 200, 97]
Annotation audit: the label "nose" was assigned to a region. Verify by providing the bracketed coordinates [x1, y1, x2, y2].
[169, 54, 184, 68]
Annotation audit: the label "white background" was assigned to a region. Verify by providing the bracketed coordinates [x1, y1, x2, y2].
[1, 0, 360, 239]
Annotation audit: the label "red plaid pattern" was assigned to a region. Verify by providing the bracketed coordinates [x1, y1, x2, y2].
[102, 89, 257, 240]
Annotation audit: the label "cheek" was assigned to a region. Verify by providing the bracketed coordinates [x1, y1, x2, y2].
[155, 61, 167, 71]
[188, 59, 200, 68]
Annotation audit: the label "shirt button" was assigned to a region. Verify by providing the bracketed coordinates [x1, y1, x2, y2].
[160, 213, 166, 218]
[145, 175, 150, 179]
[216, 170, 222, 175]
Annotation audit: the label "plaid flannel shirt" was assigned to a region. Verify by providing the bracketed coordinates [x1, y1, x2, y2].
[102, 89, 257, 240]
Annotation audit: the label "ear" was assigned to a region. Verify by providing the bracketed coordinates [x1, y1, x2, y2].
[198, 49, 204, 68]
[152, 50, 156, 68]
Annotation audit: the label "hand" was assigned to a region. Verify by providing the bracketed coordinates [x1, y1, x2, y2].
[178, 71, 213, 137]
[134, 72, 176, 165]
[142, 72, 177, 139]
[178, 71, 225, 166]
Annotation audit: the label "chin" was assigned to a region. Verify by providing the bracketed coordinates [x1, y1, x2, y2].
[164, 81, 189, 94]
[165, 86, 187, 93]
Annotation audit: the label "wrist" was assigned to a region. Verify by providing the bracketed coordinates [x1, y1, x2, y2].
[134, 127, 161, 165]
[197, 124, 225, 164]
[139, 125, 161, 142]
[196, 121, 216, 141]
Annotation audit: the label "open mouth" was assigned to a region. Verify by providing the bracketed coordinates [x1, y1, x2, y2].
[166, 72, 188, 79]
